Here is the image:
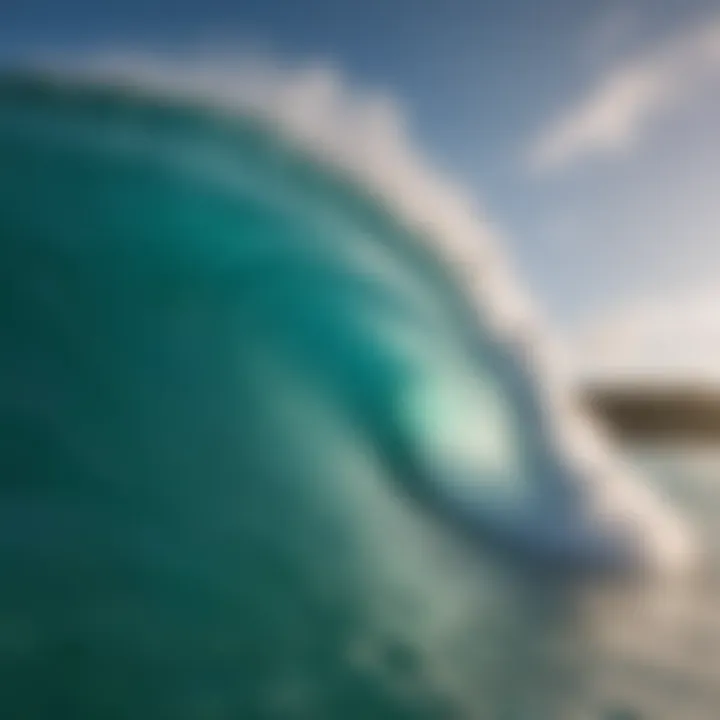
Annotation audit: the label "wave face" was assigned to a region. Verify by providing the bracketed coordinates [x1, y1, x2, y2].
[0, 70, 695, 717]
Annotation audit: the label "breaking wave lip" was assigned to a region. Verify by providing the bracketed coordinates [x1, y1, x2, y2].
[6, 50, 698, 576]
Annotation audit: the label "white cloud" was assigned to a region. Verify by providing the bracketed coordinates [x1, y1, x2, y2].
[575, 289, 720, 387]
[527, 16, 720, 174]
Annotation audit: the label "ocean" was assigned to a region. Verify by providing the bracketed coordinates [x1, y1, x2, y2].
[0, 69, 711, 719]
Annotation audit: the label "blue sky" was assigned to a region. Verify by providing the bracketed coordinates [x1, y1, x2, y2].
[3, 0, 720, 339]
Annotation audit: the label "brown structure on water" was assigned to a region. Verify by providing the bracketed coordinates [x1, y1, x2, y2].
[583, 383, 720, 442]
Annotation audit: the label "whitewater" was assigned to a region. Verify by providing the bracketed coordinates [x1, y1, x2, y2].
[0, 55, 712, 719]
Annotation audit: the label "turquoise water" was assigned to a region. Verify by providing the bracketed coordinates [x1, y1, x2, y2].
[0, 75, 712, 719]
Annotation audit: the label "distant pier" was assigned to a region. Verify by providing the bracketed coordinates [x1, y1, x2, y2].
[583, 382, 720, 442]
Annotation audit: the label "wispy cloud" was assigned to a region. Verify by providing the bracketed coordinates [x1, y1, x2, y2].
[575, 288, 720, 386]
[526, 16, 720, 175]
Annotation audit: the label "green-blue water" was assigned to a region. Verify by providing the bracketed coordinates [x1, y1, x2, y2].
[0, 75, 715, 719]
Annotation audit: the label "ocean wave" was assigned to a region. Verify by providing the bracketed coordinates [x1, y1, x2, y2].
[0, 54, 696, 580]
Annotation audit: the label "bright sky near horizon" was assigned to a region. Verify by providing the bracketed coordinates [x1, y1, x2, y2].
[2, 0, 719, 369]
